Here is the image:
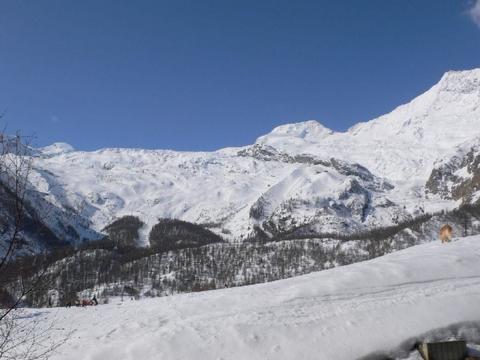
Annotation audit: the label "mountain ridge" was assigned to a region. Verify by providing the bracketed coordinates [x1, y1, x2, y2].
[5, 68, 480, 249]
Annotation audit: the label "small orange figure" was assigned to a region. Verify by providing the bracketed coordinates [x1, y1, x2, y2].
[439, 224, 453, 243]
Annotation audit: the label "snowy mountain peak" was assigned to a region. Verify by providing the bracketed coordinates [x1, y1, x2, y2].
[244, 68, 480, 182]
[437, 68, 480, 94]
[256, 120, 334, 144]
[40, 142, 75, 156]
[254, 120, 335, 152]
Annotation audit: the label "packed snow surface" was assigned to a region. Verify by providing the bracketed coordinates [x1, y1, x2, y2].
[29, 235, 480, 360]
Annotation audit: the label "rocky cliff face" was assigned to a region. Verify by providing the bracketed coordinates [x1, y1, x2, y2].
[426, 138, 480, 204]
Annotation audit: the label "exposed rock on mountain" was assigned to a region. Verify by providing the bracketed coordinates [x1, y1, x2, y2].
[426, 138, 480, 204]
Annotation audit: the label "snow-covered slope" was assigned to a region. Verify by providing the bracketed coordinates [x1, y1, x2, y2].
[30, 143, 406, 243]
[258, 69, 480, 181]
[27, 235, 480, 360]
[22, 68, 480, 244]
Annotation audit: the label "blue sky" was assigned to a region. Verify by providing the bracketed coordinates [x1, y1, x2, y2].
[1, 0, 480, 151]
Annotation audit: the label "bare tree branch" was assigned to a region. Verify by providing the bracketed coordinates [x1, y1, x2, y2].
[0, 125, 71, 359]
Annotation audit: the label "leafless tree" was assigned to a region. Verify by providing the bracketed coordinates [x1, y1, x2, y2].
[0, 309, 70, 360]
[0, 130, 32, 275]
[0, 128, 70, 359]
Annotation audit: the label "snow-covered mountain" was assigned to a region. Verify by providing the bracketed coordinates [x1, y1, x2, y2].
[258, 69, 480, 181]
[20, 69, 480, 246]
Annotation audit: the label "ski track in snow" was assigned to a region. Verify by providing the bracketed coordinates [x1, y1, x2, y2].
[25, 236, 480, 360]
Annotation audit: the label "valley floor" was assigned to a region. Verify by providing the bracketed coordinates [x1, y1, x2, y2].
[24, 236, 480, 360]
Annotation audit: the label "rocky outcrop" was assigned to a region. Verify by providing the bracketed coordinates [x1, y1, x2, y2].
[426, 138, 480, 204]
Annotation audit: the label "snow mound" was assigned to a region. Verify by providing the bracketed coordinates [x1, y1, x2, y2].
[29, 235, 480, 360]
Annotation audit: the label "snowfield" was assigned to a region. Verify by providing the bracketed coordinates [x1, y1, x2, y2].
[28, 235, 480, 360]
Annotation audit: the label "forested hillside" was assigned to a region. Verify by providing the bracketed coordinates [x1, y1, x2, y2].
[4, 203, 479, 307]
